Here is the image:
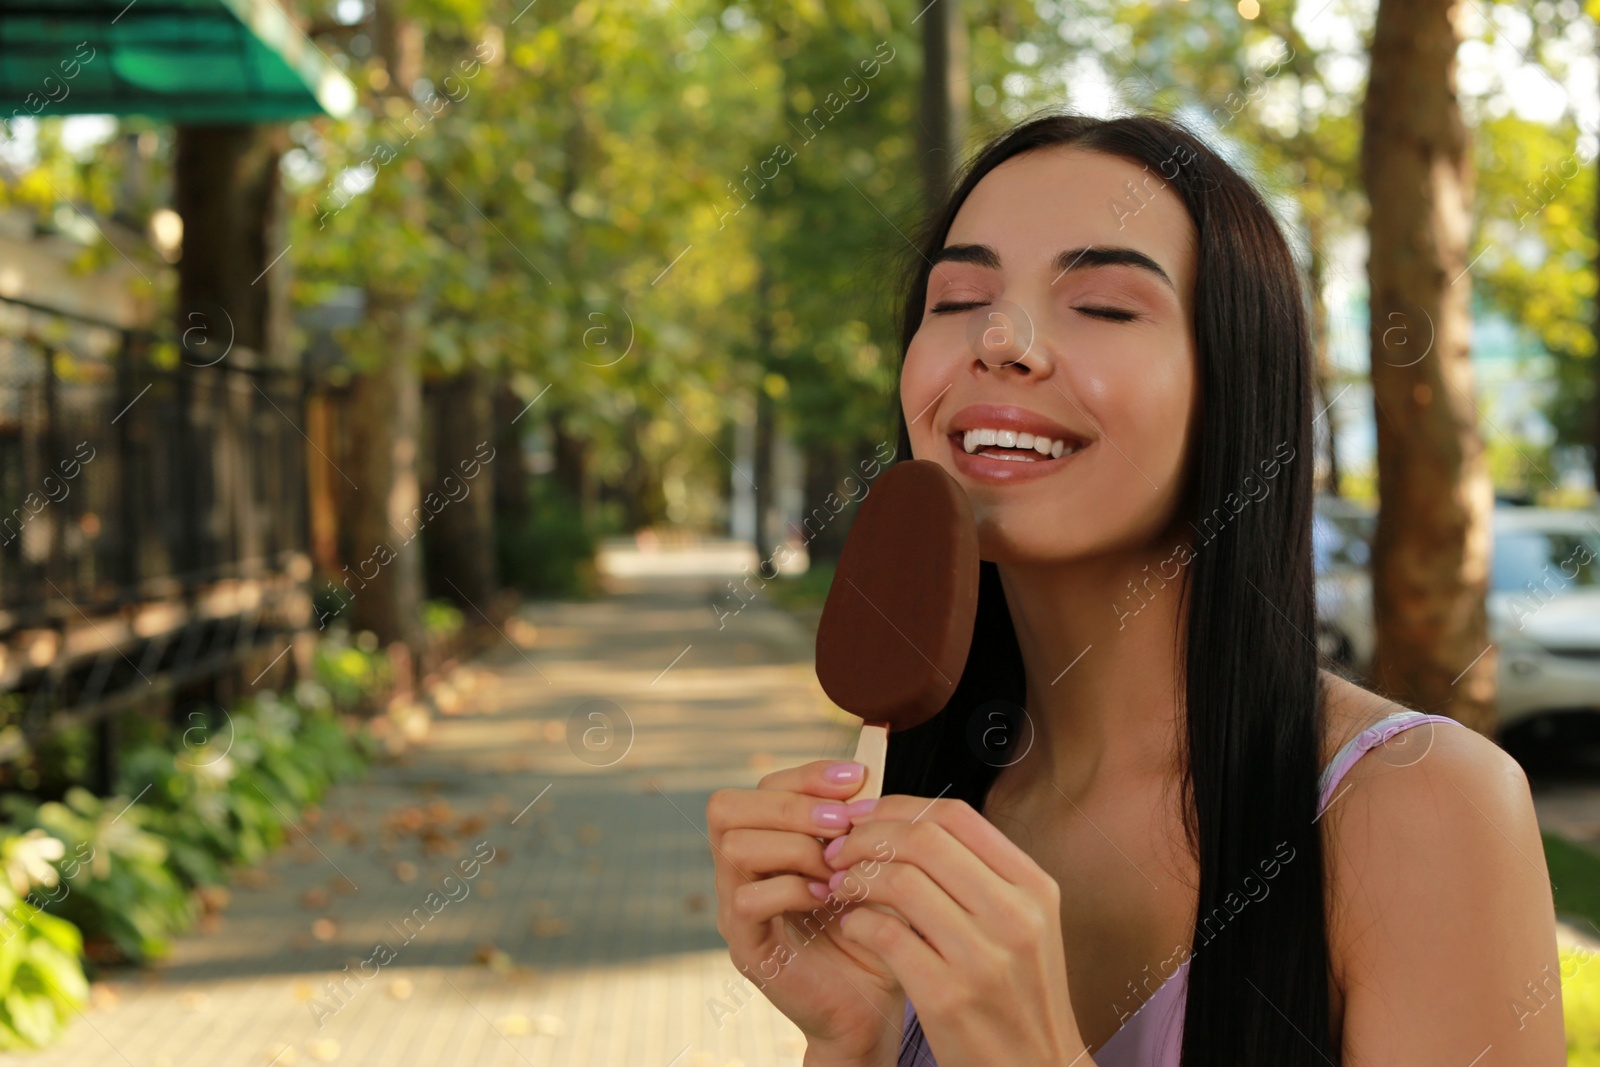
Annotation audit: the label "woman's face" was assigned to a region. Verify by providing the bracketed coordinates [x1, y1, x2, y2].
[900, 145, 1200, 565]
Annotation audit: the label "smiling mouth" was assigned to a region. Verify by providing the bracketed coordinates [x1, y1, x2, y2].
[951, 427, 1086, 462]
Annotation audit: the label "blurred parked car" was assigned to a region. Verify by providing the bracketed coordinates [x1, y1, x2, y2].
[1313, 495, 1376, 669]
[1312, 499, 1600, 732]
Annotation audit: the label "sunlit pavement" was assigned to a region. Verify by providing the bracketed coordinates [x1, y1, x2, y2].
[7, 569, 858, 1067]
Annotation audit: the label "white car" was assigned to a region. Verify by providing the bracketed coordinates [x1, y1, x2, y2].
[1489, 508, 1600, 729]
[1313, 496, 1377, 670]
[1314, 502, 1600, 732]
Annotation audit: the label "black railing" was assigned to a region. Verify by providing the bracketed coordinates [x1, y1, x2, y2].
[0, 294, 312, 787]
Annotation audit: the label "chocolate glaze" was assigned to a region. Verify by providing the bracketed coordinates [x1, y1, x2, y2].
[815, 460, 980, 730]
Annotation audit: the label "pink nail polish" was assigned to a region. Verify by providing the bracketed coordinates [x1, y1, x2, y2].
[824, 835, 847, 864]
[807, 880, 831, 902]
[828, 868, 848, 893]
[812, 803, 849, 829]
[844, 797, 878, 818]
[825, 761, 864, 784]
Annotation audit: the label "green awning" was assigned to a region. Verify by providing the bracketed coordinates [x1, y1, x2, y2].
[0, 0, 357, 123]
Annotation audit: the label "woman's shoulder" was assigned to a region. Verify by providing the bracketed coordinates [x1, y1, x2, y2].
[1314, 674, 1558, 1058]
[1314, 669, 1513, 786]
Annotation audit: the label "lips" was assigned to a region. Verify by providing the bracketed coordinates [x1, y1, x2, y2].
[947, 404, 1089, 447]
[944, 403, 1092, 484]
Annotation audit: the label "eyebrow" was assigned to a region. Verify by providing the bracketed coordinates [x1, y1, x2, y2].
[930, 243, 1175, 291]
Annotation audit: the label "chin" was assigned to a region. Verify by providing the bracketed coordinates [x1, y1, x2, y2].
[974, 518, 1107, 567]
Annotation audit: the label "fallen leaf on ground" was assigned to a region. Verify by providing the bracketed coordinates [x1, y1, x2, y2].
[473, 943, 515, 972]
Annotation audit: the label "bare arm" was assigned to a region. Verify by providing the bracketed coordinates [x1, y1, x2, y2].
[1325, 721, 1564, 1065]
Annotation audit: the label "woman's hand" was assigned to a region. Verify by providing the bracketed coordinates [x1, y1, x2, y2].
[822, 795, 1090, 1066]
[707, 760, 904, 1066]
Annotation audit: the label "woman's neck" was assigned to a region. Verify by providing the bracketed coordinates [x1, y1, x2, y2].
[994, 540, 1190, 804]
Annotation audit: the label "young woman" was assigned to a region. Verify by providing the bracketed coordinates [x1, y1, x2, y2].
[706, 112, 1562, 1066]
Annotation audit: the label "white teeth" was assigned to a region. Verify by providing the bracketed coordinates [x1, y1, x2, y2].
[957, 427, 1083, 460]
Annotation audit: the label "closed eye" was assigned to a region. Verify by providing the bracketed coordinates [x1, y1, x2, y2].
[1075, 305, 1139, 322]
[930, 300, 989, 314]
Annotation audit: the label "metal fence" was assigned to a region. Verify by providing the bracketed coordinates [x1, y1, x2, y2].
[0, 294, 312, 789]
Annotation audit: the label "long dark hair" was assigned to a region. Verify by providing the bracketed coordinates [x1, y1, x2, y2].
[882, 112, 1331, 1065]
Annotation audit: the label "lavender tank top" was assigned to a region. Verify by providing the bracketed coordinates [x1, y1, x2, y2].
[897, 709, 1459, 1067]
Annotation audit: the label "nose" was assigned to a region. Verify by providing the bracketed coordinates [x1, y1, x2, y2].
[969, 298, 1048, 376]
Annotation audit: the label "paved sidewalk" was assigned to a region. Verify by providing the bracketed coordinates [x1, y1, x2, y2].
[6, 576, 858, 1067]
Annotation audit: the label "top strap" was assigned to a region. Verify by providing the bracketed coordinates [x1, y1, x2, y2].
[1315, 709, 1461, 817]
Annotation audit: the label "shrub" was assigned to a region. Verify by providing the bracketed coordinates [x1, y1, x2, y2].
[0, 830, 88, 1049]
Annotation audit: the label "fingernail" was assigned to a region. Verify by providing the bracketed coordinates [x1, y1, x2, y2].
[806, 880, 831, 902]
[825, 761, 864, 784]
[812, 802, 850, 829]
[828, 868, 849, 893]
[845, 797, 878, 818]
[824, 835, 847, 864]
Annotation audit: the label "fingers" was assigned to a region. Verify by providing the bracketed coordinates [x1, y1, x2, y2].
[826, 817, 1011, 917]
[850, 796, 1049, 890]
[722, 828, 833, 883]
[830, 858, 977, 965]
[708, 788, 862, 844]
[837, 900, 942, 984]
[706, 761, 870, 848]
[756, 758, 870, 798]
[729, 874, 834, 930]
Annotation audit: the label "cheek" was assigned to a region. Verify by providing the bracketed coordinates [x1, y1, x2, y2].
[899, 332, 954, 456]
[1058, 338, 1195, 547]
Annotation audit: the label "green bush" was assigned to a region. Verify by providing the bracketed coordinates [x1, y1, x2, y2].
[0, 636, 381, 1042]
[117, 685, 372, 894]
[0, 788, 192, 964]
[0, 831, 88, 1050]
[424, 599, 465, 642]
[311, 630, 393, 710]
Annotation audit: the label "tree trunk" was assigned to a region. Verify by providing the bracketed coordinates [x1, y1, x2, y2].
[1363, 0, 1495, 732]
[424, 369, 497, 607]
[173, 124, 289, 583]
[1306, 213, 1341, 496]
[347, 312, 425, 653]
[346, 0, 427, 659]
[917, 0, 969, 214]
[173, 125, 286, 363]
[492, 380, 528, 528]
